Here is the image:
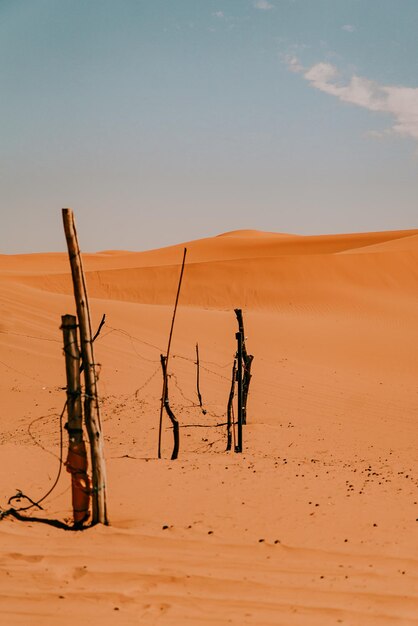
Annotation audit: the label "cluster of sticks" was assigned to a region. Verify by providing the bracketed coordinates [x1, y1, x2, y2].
[226, 308, 254, 453]
[157, 303, 254, 460]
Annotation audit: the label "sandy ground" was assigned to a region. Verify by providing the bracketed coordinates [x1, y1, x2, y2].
[1, 228, 418, 625]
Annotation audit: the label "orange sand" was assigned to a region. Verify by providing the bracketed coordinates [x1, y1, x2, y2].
[1, 228, 418, 625]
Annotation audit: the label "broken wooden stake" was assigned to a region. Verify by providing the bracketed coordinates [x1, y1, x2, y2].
[61, 314, 90, 527]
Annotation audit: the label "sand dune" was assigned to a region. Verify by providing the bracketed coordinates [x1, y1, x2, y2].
[3, 228, 418, 312]
[1, 228, 418, 625]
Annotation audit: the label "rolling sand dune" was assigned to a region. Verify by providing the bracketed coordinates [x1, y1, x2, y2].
[1, 228, 418, 625]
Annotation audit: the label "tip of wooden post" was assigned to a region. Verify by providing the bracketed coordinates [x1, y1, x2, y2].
[61, 313, 77, 326]
[62, 208, 75, 230]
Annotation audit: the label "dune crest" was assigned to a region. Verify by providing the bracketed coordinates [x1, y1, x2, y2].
[2, 228, 418, 313]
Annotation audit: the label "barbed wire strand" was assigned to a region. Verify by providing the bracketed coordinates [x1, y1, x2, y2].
[0, 400, 67, 520]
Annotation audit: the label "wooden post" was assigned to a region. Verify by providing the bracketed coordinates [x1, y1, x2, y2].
[61, 314, 91, 527]
[235, 331, 243, 453]
[62, 208, 108, 525]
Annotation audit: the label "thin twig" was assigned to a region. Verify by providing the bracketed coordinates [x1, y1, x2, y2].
[92, 314, 106, 342]
[80, 314, 106, 373]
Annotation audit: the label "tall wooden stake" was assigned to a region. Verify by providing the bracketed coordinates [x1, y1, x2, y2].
[62, 208, 108, 525]
[158, 248, 187, 459]
[61, 314, 90, 527]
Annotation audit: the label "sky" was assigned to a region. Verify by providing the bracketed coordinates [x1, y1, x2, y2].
[1, 0, 418, 253]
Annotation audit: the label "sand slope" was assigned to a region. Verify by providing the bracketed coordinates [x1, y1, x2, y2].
[1, 228, 418, 625]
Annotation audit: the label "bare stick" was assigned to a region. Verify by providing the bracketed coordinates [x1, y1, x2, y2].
[92, 313, 106, 342]
[158, 248, 187, 459]
[62, 208, 108, 525]
[195, 343, 203, 407]
[226, 359, 237, 451]
[61, 314, 90, 528]
[160, 355, 180, 460]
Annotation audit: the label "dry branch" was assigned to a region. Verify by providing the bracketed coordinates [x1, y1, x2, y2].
[195, 342, 207, 414]
[160, 355, 180, 460]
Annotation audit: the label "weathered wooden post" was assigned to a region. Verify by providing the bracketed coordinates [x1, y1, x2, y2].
[61, 314, 91, 527]
[235, 331, 243, 453]
[62, 208, 108, 525]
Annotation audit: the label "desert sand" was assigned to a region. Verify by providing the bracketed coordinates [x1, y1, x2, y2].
[1, 227, 418, 625]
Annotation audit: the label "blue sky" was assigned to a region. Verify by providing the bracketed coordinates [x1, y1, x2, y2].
[1, 0, 417, 252]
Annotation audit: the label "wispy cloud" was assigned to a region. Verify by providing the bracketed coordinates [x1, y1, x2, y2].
[284, 54, 304, 74]
[287, 58, 418, 141]
[342, 24, 355, 33]
[254, 1, 274, 10]
[212, 11, 224, 18]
